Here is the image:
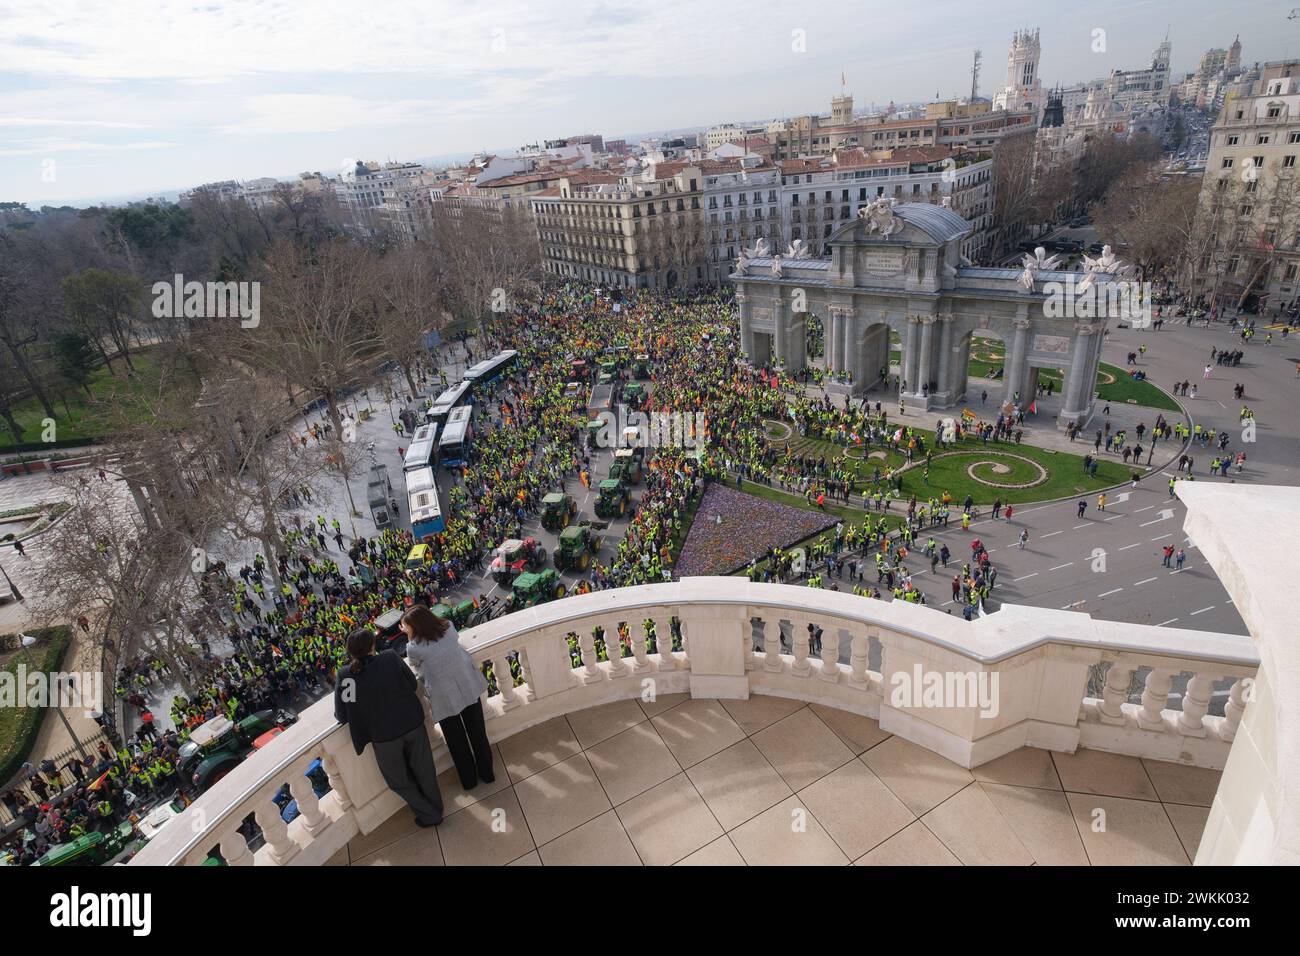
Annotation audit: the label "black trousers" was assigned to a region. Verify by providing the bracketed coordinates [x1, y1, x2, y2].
[372, 724, 444, 825]
[438, 699, 494, 789]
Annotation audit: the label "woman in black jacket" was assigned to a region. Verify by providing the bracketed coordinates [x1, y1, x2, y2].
[333, 628, 443, 827]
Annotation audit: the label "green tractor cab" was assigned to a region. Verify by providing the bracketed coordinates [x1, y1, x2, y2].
[595, 478, 630, 519]
[178, 708, 297, 795]
[611, 447, 643, 484]
[508, 569, 566, 610]
[564, 382, 583, 400]
[633, 353, 650, 378]
[622, 382, 646, 407]
[31, 821, 136, 867]
[541, 492, 578, 532]
[489, 537, 548, 585]
[554, 524, 602, 573]
[432, 600, 475, 627]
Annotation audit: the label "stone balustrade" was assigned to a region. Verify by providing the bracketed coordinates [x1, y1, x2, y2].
[130, 577, 1259, 866]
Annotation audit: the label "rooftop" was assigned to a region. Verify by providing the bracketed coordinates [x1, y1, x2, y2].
[329, 695, 1217, 866]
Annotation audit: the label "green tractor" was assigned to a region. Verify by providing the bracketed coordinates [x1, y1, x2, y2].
[609, 447, 644, 485]
[508, 569, 566, 610]
[622, 382, 646, 407]
[541, 492, 578, 532]
[554, 524, 602, 573]
[632, 353, 650, 378]
[432, 599, 476, 627]
[178, 708, 297, 795]
[31, 820, 136, 867]
[489, 537, 548, 585]
[598, 359, 617, 384]
[594, 478, 631, 519]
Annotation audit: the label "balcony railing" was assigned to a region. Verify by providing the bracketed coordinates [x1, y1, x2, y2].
[131, 577, 1258, 866]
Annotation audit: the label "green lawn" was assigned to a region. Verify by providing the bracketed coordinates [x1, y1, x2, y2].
[0, 351, 195, 449]
[764, 426, 1133, 507]
[0, 627, 72, 785]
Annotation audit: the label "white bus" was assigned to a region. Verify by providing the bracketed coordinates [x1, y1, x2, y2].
[437, 406, 474, 469]
[405, 465, 444, 537]
[403, 423, 439, 472]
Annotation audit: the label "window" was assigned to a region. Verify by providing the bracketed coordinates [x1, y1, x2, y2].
[1258, 134, 1272, 145]
[1226, 134, 1240, 145]
[1290, 132, 1300, 144]
[1268, 106, 1282, 119]
[1222, 157, 1235, 169]
[1288, 156, 1298, 168]
[1254, 156, 1265, 167]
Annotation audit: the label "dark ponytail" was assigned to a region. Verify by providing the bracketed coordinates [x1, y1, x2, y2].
[347, 628, 377, 675]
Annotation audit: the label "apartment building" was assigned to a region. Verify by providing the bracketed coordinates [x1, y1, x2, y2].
[700, 158, 783, 285]
[778, 146, 994, 261]
[1192, 64, 1300, 310]
[531, 163, 706, 289]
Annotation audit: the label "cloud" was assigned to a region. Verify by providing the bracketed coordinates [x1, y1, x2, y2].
[0, 138, 181, 157]
[0, 117, 150, 128]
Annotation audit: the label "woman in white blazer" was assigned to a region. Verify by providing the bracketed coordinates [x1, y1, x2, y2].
[401, 605, 494, 789]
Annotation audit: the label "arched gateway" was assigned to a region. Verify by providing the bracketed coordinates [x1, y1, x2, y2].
[734, 202, 1125, 429]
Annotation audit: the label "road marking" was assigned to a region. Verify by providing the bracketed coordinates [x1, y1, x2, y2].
[1134, 506, 1154, 513]
[1158, 618, 1179, 626]
[1190, 606, 1215, 616]
[1041, 530, 1063, 538]
[1170, 567, 1190, 573]
[1118, 543, 1140, 551]
[1073, 523, 1090, 530]
[1048, 563, 1074, 571]
[1014, 573, 1038, 581]
[1134, 577, 1158, 586]
[1150, 534, 1172, 541]
[1104, 514, 1120, 521]
[1098, 587, 1124, 597]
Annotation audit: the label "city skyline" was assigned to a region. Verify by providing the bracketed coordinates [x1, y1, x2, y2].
[0, 0, 1294, 205]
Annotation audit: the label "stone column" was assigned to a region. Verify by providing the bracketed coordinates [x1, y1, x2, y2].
[827, 309, 841, 371]
[840, 308, 852, 376]
[903, 315, 920, 394]
[1004, 317, 1031, 405]
[1061, 322, 1097, 424]
[737, 290, 756, 362]
[935, 315, 954, 405]
[774, 296, 788, 367]
[918, 316, 935, 399]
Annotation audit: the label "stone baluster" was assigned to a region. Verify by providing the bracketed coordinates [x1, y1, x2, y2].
[763, 619, 784, 673]
[655, 619, 676, 670]
[792, 622, 812, 676]
[255, 802, 298, 864]
[606, 623, 630, 678]
[578, 629, 602, 683]
[631, 621, 652, 674]
[1177, 671, 1212, 736]
[1098, 662, 1134, 724]
[320, 752, 353, 811]
[848, 630, 870, 688]
[496, 653, 523, 708]
[288, 774, 328, 836]
[819, 628, 841, 683]
[517, 648, 535, 698]
[676, 618, 689, 669]
[1221, 678, 1249, 742]
[219, 831, 253, 866]
[742, 619, 757, 672]
[1138, 668, 1174, 730]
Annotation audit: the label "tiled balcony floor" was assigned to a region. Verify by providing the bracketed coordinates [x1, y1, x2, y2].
[327, 695, 1220, 866]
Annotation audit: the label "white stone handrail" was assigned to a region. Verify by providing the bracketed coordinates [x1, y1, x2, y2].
[130, 578, 1258, 866]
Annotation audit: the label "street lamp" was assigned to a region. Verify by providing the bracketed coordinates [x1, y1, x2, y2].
[19, 634, 90, 760]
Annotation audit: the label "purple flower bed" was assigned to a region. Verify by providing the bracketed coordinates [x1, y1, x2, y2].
[674, 483, 838, 578]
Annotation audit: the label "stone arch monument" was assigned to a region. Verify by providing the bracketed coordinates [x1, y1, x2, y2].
[733, 201, 1134, 429]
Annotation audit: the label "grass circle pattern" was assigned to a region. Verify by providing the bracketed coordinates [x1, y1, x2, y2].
[960, 453, 1049, 489]
[763, 419, 793, 442]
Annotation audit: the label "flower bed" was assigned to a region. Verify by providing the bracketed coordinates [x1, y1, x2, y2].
[674, 482, 838, 578]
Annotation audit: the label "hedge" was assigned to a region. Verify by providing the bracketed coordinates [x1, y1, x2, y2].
[0, 626, 74, 788]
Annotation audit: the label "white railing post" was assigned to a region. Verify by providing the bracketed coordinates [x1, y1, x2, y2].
[792, 621, 812, 676]
[321, 751, 353, 812]
[256, 802, 299, 864]
[819, 627, 842, 684]
[763, 619, 784, 673]
[578, 628, 602, 683]
[1221, 678, 1248, 742]
[1098, 662, 1133, 725]
[219, 831, 253, 867]
[495, 653, 523, 708]
[289, 776, 328, 836]
[631, 620, 652, 673]
[1138, 669, 1174, 731]
[654, 618, 676, 671]
[1177, 672, 1212, 737]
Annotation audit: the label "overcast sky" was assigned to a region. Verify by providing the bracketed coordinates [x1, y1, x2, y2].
[2, 0, 1297, 206]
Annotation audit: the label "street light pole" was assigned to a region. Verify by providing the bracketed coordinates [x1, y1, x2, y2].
[19, 634, 90, 761]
